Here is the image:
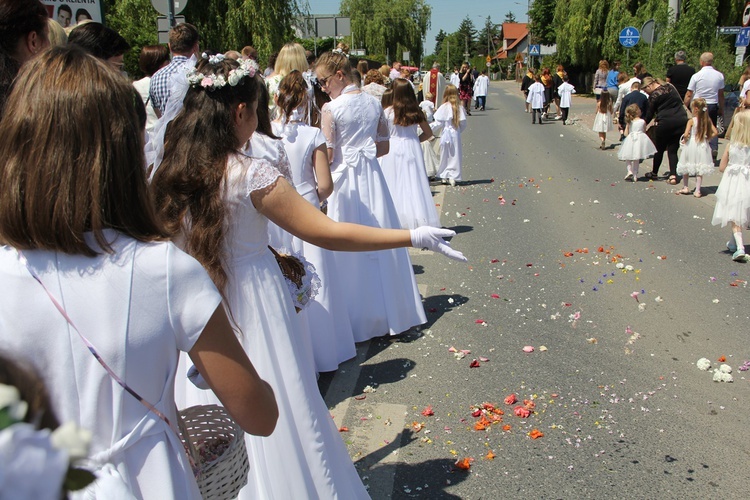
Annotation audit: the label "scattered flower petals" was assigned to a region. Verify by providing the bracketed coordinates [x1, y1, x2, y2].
[586, 337, 598, 344]
[697, 358, 711, 371]
[522, 345, 535, 353]
[718, 355, 726, 362]
[528, 429, 544, 439]
[504, 394, 517, 405]
[421, 406, 434, 417]
[338, 426, 349, 432]
[502, 424, 512, 431]
[454, 457, 472, 470]
[490, 294, 500, 299]
[539, 345, 548, 352]
[479, 356, 490, 362]
[448, 346, 457, 353]
[412, 421, 424, 432]
[513, 406, 530, 418]
[469, 359, 480, 368]
[485, 450, 496, 460]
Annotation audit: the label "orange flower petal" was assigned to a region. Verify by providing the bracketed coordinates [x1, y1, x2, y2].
[502, 424, 511, 431]
[338, 426, 349, 432]
[455, 457, 472, 470]
[718, 355, 726, 362]
[485, 450, 496, 460]
[528, 429, 544, 439]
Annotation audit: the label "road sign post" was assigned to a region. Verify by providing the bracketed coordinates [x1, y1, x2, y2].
[619, 27, 640, 67]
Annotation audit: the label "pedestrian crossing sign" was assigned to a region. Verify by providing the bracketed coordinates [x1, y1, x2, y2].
[529, 45, 541, 56]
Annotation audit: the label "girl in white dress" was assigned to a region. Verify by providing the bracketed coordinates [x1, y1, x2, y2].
[0, 47, 278, 500]
[419, 92, 440, 178]
[316, 51, 433, 341]
[269, 70, 357, 372]
[433, 84, 467, 185]
[712, 110, 750, 261]
[151, 55, 465, 499]
[592, 90, 614, 149]
[380, 78, 441, 229]
[617, 104, 657, 181]
[677, 98, 717, 197]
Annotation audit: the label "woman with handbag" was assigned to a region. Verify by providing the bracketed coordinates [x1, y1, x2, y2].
[593, 60, 609, 100]
[0, 46, 278, 499]
[151, 53, 465, 500]
[642, 77, 690, 183]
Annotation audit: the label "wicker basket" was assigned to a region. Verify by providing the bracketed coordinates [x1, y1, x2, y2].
[178, 404, 249, 499]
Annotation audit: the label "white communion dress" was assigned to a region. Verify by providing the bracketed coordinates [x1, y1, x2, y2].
[712, 144, 750, 228]
[0, 233, 220, 499]
[379, 107, 441, 229]
[267, 116, 357, 372]
[178, 154, 369, 499]
[321, 87, 426, 341]
[677, 117, 714, 176]
[617, 118, 657, 161]
[432, 102, 467, 181]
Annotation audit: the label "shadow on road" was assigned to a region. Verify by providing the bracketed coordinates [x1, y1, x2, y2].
[356, 428, 469, 499]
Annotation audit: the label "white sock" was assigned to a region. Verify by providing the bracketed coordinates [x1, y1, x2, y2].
[633, 161, 639, 177]
[734, 231, 745, 252]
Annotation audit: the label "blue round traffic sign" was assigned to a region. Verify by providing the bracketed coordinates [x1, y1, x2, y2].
[619, 26, 640, 48]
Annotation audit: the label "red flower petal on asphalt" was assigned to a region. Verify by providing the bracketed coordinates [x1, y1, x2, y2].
[421, 405, 434, 416]
[338, 426, 349, 432]
[491, 258, 500, 263]
[529, 429, 544, 439]
[526, 263, 533, 267]
[475, 319, 485, 324]
[471, 409, 482, 417]
[491, 293, 500, 299]
[479, 356, 489, 362]
[513, 406, 530, 418]
[455, 457, 472, 470]
[469, 359, 480, 368]
[504, 394, 517, 405]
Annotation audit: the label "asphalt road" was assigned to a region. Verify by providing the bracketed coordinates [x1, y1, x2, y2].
[321, 80, 750, 499]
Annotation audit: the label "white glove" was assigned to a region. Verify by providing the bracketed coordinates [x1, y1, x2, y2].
[410, 227, 467, 262]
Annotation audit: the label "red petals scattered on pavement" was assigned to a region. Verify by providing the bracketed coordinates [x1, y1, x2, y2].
[718, 355, 726, 362]
[469, 359, 481, 368]
[485, 450, 496, 460]
[504, 394, 517, 405]
[490, 293, 500, 299]
[455, 457, 472, 470]
[513, 406, 530, 418]
[338, 426, 349, 432]
[421, 406, 434, 417]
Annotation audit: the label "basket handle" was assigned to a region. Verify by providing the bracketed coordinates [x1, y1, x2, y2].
[176, 405, 200, 468]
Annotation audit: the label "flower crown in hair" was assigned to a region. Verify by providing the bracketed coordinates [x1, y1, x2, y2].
[186, 54, 259, 91]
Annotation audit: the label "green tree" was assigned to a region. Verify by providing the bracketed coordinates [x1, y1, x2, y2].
[103, 0, 159, 78]
[504, 11, 516, 24]
[528, 0, 556, 45]
[456, 16, 477, 59]
[434, 29, 447, 56]
[554, 0, 610, 68]
[340, 0, 432, 66]
[476, 17, 501, 57]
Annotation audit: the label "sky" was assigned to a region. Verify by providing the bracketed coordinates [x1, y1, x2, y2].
[305, 0, 530, 56]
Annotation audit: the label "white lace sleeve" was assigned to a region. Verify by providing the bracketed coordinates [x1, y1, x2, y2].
[274, 140, 294, 183]
[376, 107, 390, 142]
[321, 103, 335, 149]
[233, 155, 284, 197]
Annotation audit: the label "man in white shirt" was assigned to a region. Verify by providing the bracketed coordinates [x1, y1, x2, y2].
[473, 69, 490, 110]
[684, 52, 724, 157]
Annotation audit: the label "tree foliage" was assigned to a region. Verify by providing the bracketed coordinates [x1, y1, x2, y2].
[434, 29, 447, 56]
[528, 0, 556, 45]
[456, 16, 477, 58]
[102, 0, 304, 76]
[476, 17, 501, 57]
[504, 11, 517, 24]
[339, 0, 431, 66]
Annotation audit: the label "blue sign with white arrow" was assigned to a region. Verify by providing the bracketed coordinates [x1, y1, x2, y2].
[529, 44, 541, 56]
[736, 27, 750, 47]
[619, 27, 640, 48]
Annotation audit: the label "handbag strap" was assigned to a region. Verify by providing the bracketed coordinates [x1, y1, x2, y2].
[16, 250, 175, 430]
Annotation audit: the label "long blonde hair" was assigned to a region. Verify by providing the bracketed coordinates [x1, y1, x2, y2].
[690, 97, 712, 143]
[443, 84, 460, 128]
[730, 109, 750, 148]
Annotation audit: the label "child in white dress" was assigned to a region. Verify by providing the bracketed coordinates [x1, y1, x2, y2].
[617, 104, 657, 181]
[269, 70, 358, 372]
[420, 92, 440, 178]
[712, 110, 750, 261]
[433, 84, 467, 185]
[526, 75, 545, 124]
[380, 78, 441, 228]
[593, 90, 613, 149]
[677, 97, 717, 197]
[0, 47, 278, 500]
[152, 55, 466, 499]
[557, 75, 576, 125]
